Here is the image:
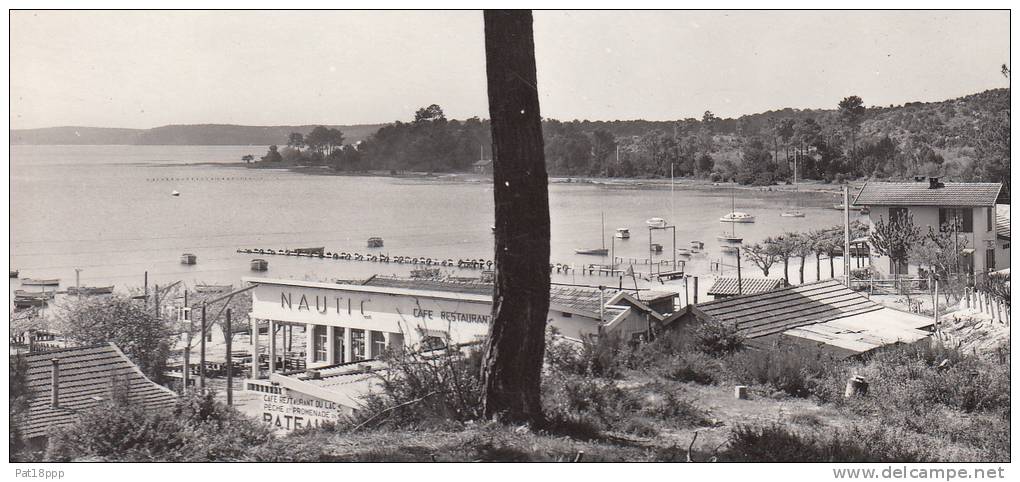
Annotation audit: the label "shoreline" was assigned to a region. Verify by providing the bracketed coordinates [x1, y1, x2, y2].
[193, 161, 855, 196]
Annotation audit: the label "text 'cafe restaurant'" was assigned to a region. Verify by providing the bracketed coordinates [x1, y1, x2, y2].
[243, 277, 676, 430]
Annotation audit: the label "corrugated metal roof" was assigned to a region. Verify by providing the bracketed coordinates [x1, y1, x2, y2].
[14, 343, 178, 439]
[852, 181, 1003, 207]
[781, 309, 932, 356]
[996, 205, 1010, 240]
[707, 277, 785, 296]
[693, 279, 881, 339]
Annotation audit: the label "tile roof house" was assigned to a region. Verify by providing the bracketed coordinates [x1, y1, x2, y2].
[706, 277, 786, 299]
[852, 179, 1008, 277]
[13, 343, 178, 440]
[664, 279, 933, 357]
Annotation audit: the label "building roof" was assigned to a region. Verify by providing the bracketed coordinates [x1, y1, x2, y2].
[778, 309, 932, 357]
[360, 276, 493, 296]
[548, 286, 604, 316]
[691, 279, 882, 339]
[997, 204, 1010, 240]
[852, 181, 1003, 207]
[13, 343, 178, 439]
[707, 277, 786, 297]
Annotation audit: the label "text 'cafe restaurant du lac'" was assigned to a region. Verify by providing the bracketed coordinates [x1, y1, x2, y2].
[240, 277, 677, 430]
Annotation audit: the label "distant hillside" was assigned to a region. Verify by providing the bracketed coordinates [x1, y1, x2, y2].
[10, 123, 385, 146]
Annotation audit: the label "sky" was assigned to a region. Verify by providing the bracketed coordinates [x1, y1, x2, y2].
[8, 10, 1011, 130]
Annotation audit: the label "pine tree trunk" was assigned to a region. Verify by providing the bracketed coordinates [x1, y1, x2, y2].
[480, 10, 550, 424]
[799, 255, 805, 284]
[816, 253, 821, 281]
[829, 255, 835, 278]
[783, 258, 789, 283]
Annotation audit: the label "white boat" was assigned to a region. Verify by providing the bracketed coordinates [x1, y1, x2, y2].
[689, 240, 705, 252]
[720, 245, 740, 254]
[720, 212, 756, 223]
[781, 211, 806, 218]
[646, 217, 667, 228]
[676, 248, 692, 257]
[171, 190, 180, 197]
[614, 228, 630, 239]
[717, 234, 742, 243]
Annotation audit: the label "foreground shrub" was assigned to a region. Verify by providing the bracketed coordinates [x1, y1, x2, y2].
[545, 329, 630, 379]
[353, 344, 484, 431]
[727, 345, 838, 397]
[45, 392, 287, 462]
[723, 423, 929, 462]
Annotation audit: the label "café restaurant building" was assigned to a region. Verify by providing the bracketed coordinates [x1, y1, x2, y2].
[242, 277, 676, 428]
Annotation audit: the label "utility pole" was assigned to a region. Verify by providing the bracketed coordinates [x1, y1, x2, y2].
[182, 290, 190, 393]
[225, 308, 233, 406]
[199, 304, 207, 393]
[843, 185, 852, 287]
[736, 247, 743, 295]
[74, 268, 82, 299]
[143, 271, 148, 310]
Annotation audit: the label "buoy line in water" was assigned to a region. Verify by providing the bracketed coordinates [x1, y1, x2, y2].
[235, 247, 653, 276]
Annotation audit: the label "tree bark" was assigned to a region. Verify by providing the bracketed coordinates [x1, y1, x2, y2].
[816, 253, 821, 281]
[799, 255, 805, 284]
[480, 10, 551, 424]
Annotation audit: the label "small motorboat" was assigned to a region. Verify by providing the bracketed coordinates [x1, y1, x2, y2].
[180, 253, 197, 265]
[575, 248, 609, 256]
[615, 228, 631, 239]
[720, 245, 740, 254]
[367, 237, 384, 248]
[171, 190, 180, 197]
[676, 248, 692, 257]
[21, 278, 59, 286]
[250, 259, 269, 272]
[650, 243, 663, 253]
[781, 211, 806, 218]
[646, 217, 667, 228]
[195, 284, 232, 293]
[10, 270, 18, 278]
[717, 234, 743, 243]
[689, 240, 705, 252]
[14, 289, 56, 299]
[720, 212, 755, 223]
[66, 286, 114, 296]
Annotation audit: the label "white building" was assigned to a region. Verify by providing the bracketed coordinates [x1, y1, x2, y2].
[853, 179, 1007, 277]
[241, 276, 677, 428]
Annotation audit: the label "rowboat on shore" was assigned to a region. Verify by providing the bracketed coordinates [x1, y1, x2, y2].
[66, 286, 115, 296]
[21, 278, 59, 286]
[195, 284, 232, 293]
[13, 297, 47, 309]
[14, 289, 56, 299]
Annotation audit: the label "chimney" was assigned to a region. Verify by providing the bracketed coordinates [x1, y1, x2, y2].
[50, 358, 60, 409]
[928, 177, 942, 189]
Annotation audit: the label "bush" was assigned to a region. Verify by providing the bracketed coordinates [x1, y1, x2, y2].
[727, 345, 838, 397]
[694, 321, 744, 356]
[723, 423, 929, 462]
[545, 329, 630, 379]
[353, 344, 484, 431]
[662, 351, 720, 385]
[45, 392, 282, 462]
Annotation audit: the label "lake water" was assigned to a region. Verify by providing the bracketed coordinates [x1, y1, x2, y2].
[10, 145, 857, 302]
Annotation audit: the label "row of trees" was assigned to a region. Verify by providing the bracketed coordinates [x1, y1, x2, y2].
[740, 222, 870, 283]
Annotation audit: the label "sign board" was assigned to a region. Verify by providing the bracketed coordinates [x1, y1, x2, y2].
[260, 392, 350, 431]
